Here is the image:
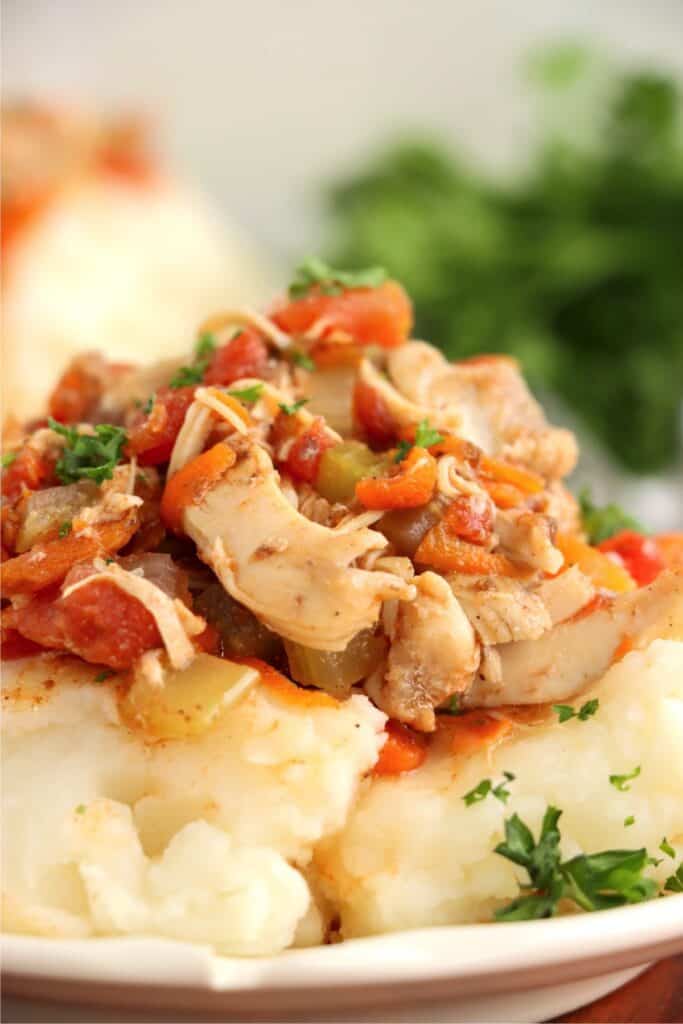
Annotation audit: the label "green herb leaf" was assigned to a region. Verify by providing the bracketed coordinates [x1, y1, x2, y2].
[659, 837, 676, 859]
[579, 488, 644, 545]
[49, 419, 127, 485]
[463, 779, 492, 806]
[195, 332, 217, 359]
[2, 451, 17, 469]
[664, 864, 683, 893]
[441, 694, 463, 716]
[75, 804, 86, 815]
[94, 670, 114, 683]
[292, 350, 316, 371]
[142, 393, 156, 415]
[624, 815, 635, 827]
[169, 333, 217, 388]
[553, 704, 576, 723]
[494, 806, 657, 921]
[289, 257, 387, 300]
[577, 699, 600, 720]
[228, 383, 264, 404]
[609, 765, 641, 792]
[414, 418, 444, 449]
[58, 521, 72, 538]
[393, 440, 413, 463]
[492, 772, 516, 805]
[278, 399, 309, 416]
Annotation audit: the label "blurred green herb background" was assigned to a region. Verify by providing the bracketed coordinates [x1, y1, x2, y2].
[326, 45, 683, 473]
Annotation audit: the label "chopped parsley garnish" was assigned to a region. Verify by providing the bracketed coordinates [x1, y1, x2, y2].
[75, 804, 86, 815]
[624, 815, 635, 827]
[494, 806, 657, 921]
[579, 487, 643, 545]
[94, 670, 114, 683]
[169, 332, 216, 388]
[278, 398, 309, 416]
[58, 521, 72, 538]
[228, 383, 264, 403]
[394, 418, 443, 462]
[464, 771, 515, 807]
[142, 393, 156, 415]
[288, 257, 387, 299]
[442, 694, 463, 716]
[609, 765, 641, 792]
[664, 864, 683, 893]
[659, 837, 676, 859]
[292, 350, 316, 371]
[2, 451, 17, 469]
[552, 698, 600, 723]
[49, 419, 127, 485]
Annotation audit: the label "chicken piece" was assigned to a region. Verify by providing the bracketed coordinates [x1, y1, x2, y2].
[183, 442, 414, 651]
[450, 574, 552, 646]
[536, 565, 595, 625]
[495, 508, 564, 574]
[374, 571, 480, 732]
[386, 342, 578, 479]
[530, 481, 582, 536]
[462, 570, 683, 707]
[357, 358, 463, 435]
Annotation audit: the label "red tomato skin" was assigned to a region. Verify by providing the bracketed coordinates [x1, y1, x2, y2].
[271, 281, 413, 349]
[126, 386, 196, 466]
[1, 446, 54, 501]
[204, 329, 268, 386]
[284, 418, 336, 484]
[352, 380, 398, 449]
[598, 530, 665, 587]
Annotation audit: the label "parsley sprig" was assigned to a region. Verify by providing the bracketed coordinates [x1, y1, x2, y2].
[464, 771, 515, 807]
[169, 332, 216, 389]
[49, 419, 127, 485]
[664, 864, 683, 893]
[552, 699, 599, 723]
[228, 383, 264, 404]
[395, 418, 444, 462]
[494, 806, 657, 921]
[288, 257, 387, 300]
[279, 398, 309, 416]
[609, 765, 641, 792]
[2, 451, 17, 469]
[579, 488, 643, 545]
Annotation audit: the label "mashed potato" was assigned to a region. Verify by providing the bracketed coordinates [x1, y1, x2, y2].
[314, 640, 683, 938]
[1, 654, 385, 954]
[3, 642, 682, 954]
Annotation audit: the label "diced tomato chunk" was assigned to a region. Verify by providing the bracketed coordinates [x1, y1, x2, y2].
[126, 386, 195, 466]
[48, 361, 102, 424]
[598, 530, 666, 587]
[442, 495, 494, 545]
[353, 380, 399, 449]
[204, 328, 268, 386]
[1, 445, 55, 501]
[11, 572, 161, 669]
[271, 281, 413, 349]
[283, 418, 336, 484]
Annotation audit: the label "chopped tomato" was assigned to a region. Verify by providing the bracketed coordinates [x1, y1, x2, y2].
[283, 417, 336, 484]
[271, 280, 413, 349]
[356, 446, 437, 510]
[47, 360, 102, 424]
[204, 328, 268, 386]
[2, 445, 55, 502]
[0, 623, 44, 660]
[555, 534, 635, 593]
[440, 495, 493, 546]
[373, 720, 427, 776]
[655, 532, 683, 572]
[160, 442, 236, 534]
[598, 530, 666, 587]
[10, 575, 162, 669]
[353, 380, 399, 448]
[415, 518, 524, 576]
[126, 386, 195, 466]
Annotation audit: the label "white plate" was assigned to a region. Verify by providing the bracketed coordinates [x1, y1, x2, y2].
[4, 896, 683, 1022]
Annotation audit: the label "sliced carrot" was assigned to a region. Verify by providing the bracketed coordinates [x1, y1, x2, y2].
[415, 522, 525, 576]
[373, 720, 427, 776]
[356, 446, 437, 510]
[555, 533, 636, 593]
[479, 454, 545, 494]
[445, 711, 513, 757]
[235, 656, 337, 708]
[1, 511, 139, 597]
[160, 442, 236, 534]
[612, 634, 634, 664]
[480, 479, 526, 509]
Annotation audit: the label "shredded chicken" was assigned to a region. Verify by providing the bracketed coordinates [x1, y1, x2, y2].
[183, 441, 415, 651]
[536, 566, 595, 625]
[495, 508, 563, 574]
[375, 571, 480, 731]
[387, 342, 578, 478]
[199, 308, 291, 350]
[357, 357, 463, 434]
[450, 574, 552, 646]
[462, 570, 683, 707]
